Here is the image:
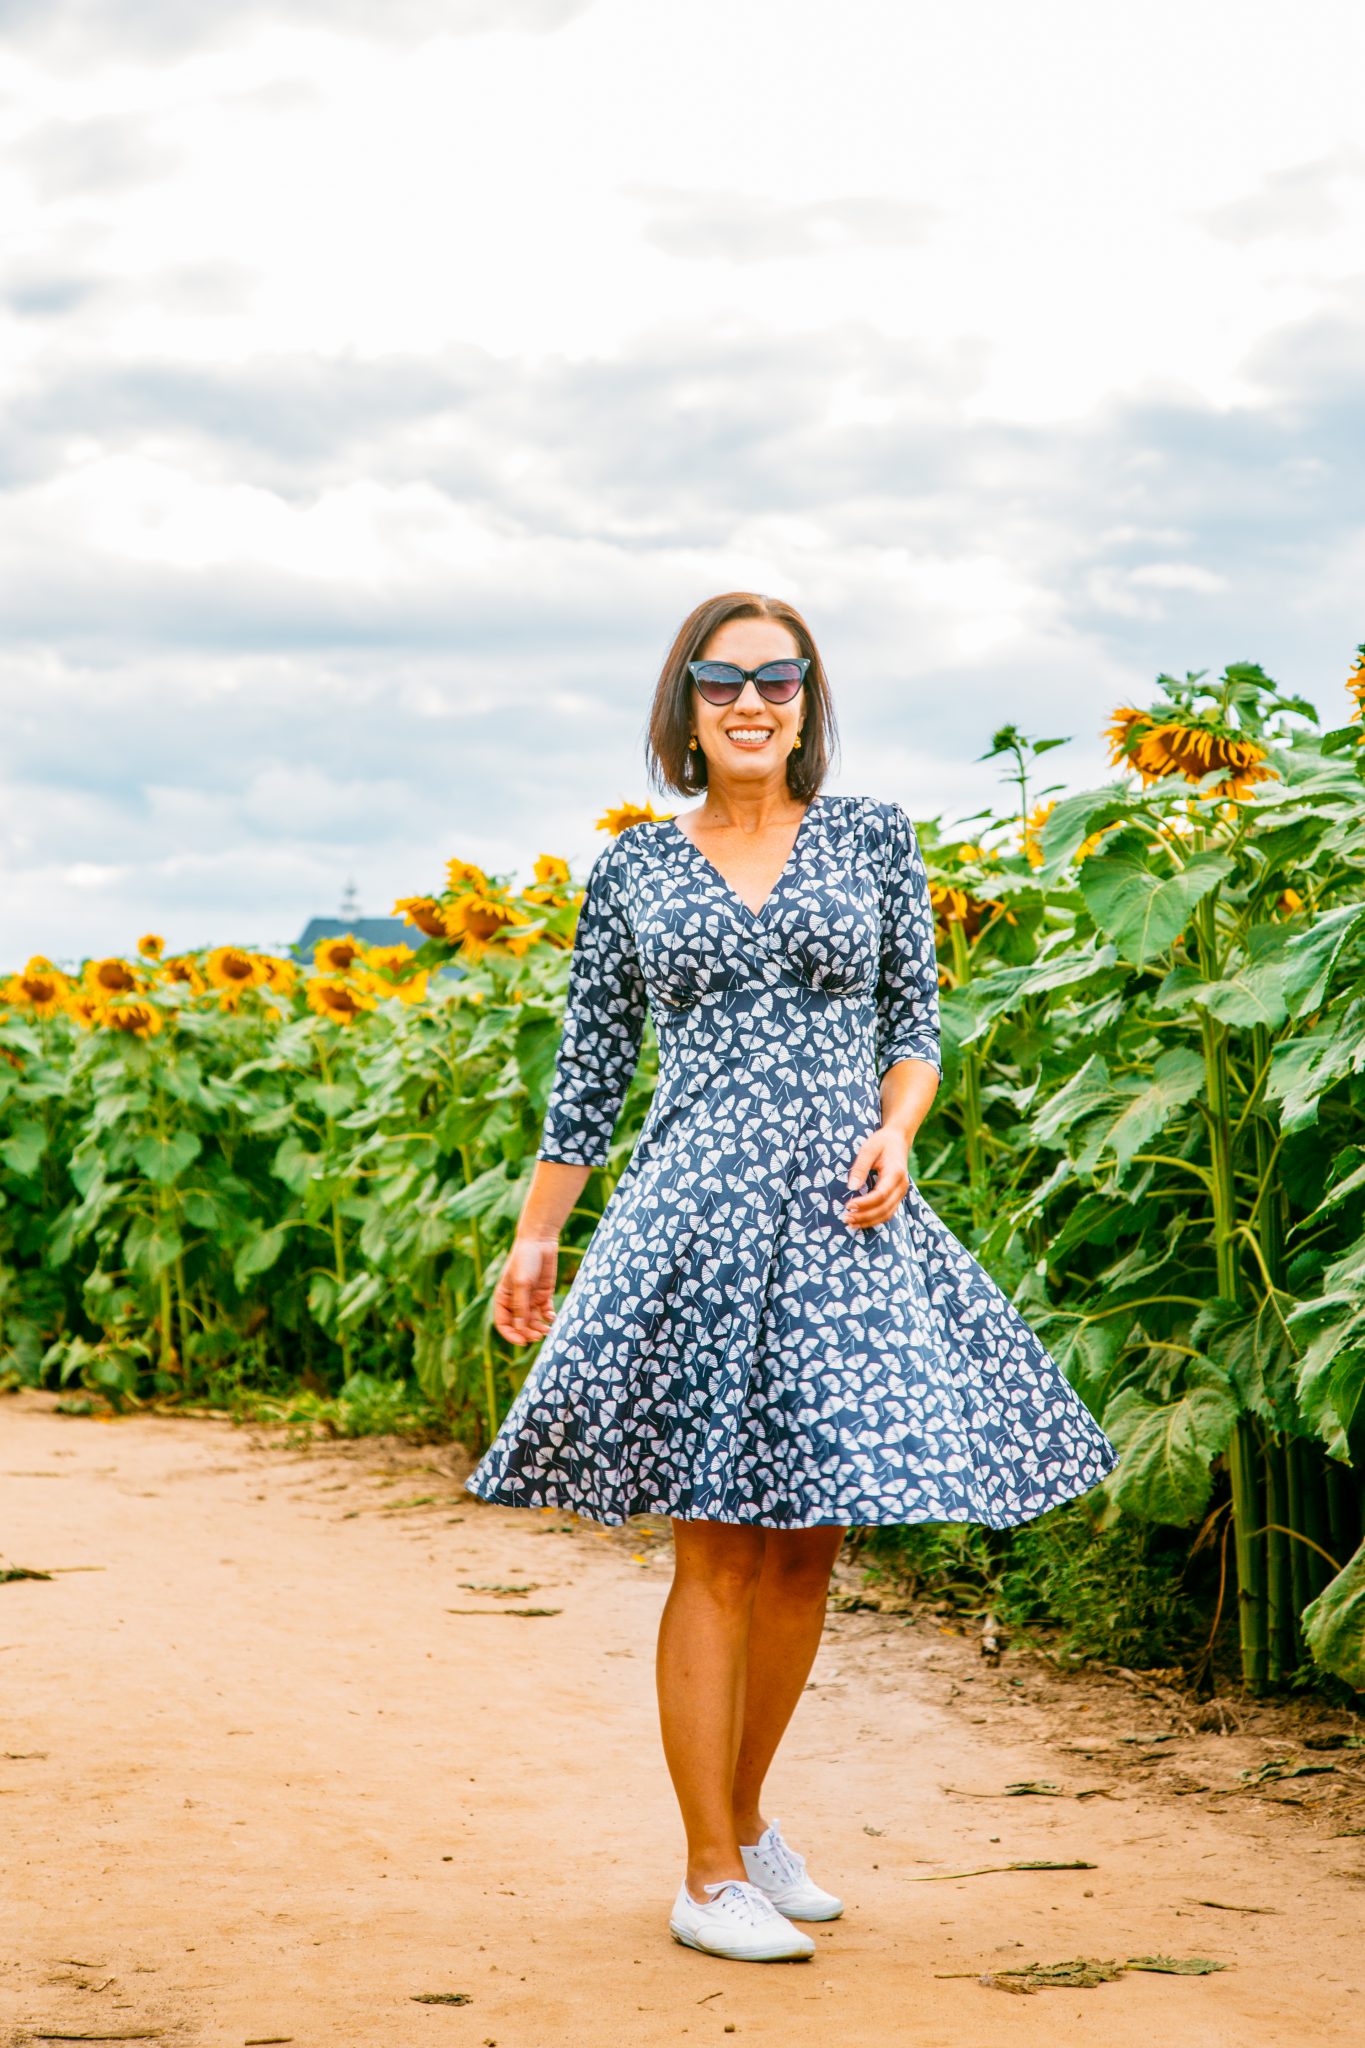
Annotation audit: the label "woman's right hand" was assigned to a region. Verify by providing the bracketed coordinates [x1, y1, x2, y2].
[492, 1233, 560, 1347]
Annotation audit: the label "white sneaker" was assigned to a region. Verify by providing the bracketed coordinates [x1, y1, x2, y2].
[668, 1877, 816, 1961]
[739, 1819, 844, 1921]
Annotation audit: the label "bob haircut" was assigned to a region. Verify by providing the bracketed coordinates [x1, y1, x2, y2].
[645, 591, 839, 802]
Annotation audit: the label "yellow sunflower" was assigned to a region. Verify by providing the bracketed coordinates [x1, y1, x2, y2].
[392, 894, 448, 939]
[365, 945, 428, 1003]
[204, 946, 264, 1010]
[533, 853, 572, 886]
[137, 933, 165, 959]
[254, 953, 298, 995]
[1021, 800, 1055, 869]
[595, 800, 674, 835]
[101, 997, 163, 1038]
[157, 955, 207, 997]
[6, 961, 72, 1016]
[63, 991, 106, 1031]
[442, 892, 531, 961]
[1348, 645, 1365, 726]
[498, 924, 545, 958]
[1075, 823, 1116, 864]
[84, 956, 142, 1000]
[313, 933, 365, 976]
[365, 943, 417, 974]
[372, 967, 430, 1004]
[1105, 705, 1275, 799]
[306, 976, 378, 1025]
[929, 882, 1003, 940]
[446, 857, 491, 895]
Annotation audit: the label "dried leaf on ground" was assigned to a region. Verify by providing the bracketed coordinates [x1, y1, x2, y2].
[1125, 1954, 1229, 1974]
[1192, 1898, 1278, 1913]
[937, 1951, 1227, 1992]
[910, 1859, 1096, 1881]
[937, 1956, 1127, 1991]
[1239, 1759, 1336, 1784]
[444, 1606, 562, 1617]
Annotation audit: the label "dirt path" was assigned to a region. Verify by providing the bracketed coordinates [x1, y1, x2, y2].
[3, 1388, 1363, 2047]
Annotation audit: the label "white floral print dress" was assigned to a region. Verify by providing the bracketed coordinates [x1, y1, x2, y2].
[466, 794, 1119, 1528]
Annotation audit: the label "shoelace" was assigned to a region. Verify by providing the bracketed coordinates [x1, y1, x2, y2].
[754, 1818, 807, 1887]
[700, 1878, 782, 1925]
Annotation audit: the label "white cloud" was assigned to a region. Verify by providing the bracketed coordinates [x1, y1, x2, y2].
[1, 0, 1363, 962]
[634, 189, 940, 263]
[1200, 152, 1365, 244]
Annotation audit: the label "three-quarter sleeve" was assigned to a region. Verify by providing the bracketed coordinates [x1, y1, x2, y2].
[874, 800, 942, 1079]
[536, 835, 649, 1168]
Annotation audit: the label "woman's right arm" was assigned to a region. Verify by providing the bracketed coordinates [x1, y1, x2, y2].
[492, 835, 648, 1347]
[493, 1160, 591, 1345]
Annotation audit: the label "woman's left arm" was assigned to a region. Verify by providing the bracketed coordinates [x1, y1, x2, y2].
[845, 802, 942, 1228]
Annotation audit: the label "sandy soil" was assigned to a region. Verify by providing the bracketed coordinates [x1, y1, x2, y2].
[2, 1387, 1363, 2048]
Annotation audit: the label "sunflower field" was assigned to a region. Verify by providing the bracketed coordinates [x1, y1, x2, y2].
[3, 656, 1364, 1698]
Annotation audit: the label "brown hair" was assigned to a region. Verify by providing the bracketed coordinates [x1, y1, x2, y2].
[645, 591, 839, 800]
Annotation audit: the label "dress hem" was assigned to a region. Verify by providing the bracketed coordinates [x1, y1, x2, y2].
[462, 1463, 1118, 1532]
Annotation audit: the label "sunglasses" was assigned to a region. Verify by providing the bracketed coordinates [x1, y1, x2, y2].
[686, 657, 811, 706]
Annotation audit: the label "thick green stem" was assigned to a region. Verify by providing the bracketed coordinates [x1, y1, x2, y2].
[158, 1254, 175, 1375]
[152, 1090, 177, 1378]
[948, 920, 987, 1235]
[1262, 1433, 1293, 1681]
[174, 1253, 191, 1386]
[458, 1141, 500, 1446]
[1299, 1440, 1337, 1604]
[315, 1031, 354, 1385]
[1194, 890, 1266, 1693]
[1285, 1437, 1314, 1629]
[1224, 1420, 1267, 1691]
[1250, 1024, 1285, 1286]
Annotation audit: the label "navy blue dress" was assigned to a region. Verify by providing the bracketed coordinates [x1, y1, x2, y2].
[466, 794, 1119, 1528]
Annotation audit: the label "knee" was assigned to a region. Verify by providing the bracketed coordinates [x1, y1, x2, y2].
[673, 1528, 766, 1610]
[761, 1531, 842, 1600]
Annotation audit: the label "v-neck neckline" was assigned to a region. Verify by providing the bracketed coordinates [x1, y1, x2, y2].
[666, 795, 823, 926]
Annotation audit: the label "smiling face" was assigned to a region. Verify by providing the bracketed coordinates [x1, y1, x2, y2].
[691, 615, 806, 791]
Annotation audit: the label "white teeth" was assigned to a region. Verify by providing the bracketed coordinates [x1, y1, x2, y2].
[726, 729, 771, 740]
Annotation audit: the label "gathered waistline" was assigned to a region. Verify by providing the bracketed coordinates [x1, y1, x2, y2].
[652, 984, 876, 1026]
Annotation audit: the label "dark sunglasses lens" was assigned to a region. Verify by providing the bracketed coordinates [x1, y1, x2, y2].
[691, 663, 743, 701]
[754, 662, 805, 699]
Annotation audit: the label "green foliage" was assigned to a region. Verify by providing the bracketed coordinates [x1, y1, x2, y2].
[0, 932, 656, 1459]
[906, 659, 1365, 1694]
[859, 1504, 1209, 1671]
[4, 654, 1365, 1694]
[1102, 1361, 1239, 1524]
[1302, 1538, 1365, 1689]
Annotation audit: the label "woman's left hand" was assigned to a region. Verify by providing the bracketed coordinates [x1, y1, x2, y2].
[842, 1124, 912, 1229]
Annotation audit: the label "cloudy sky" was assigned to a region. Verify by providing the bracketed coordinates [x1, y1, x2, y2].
[3, 0, 1363, 963]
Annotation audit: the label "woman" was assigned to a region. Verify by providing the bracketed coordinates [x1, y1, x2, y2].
[466, 592, 1118, 1963]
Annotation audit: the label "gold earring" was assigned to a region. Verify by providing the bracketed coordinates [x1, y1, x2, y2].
[688, 734, 698, 750]
[792, 729, 803, 749]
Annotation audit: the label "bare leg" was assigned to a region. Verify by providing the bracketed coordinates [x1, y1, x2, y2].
[731, 1526, 845, 1844]
[656, 1520, 767, 1898]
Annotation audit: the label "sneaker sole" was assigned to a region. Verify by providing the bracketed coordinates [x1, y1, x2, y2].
[668, 1924, 814, 1963]
[767, 1894, 844, 1922]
